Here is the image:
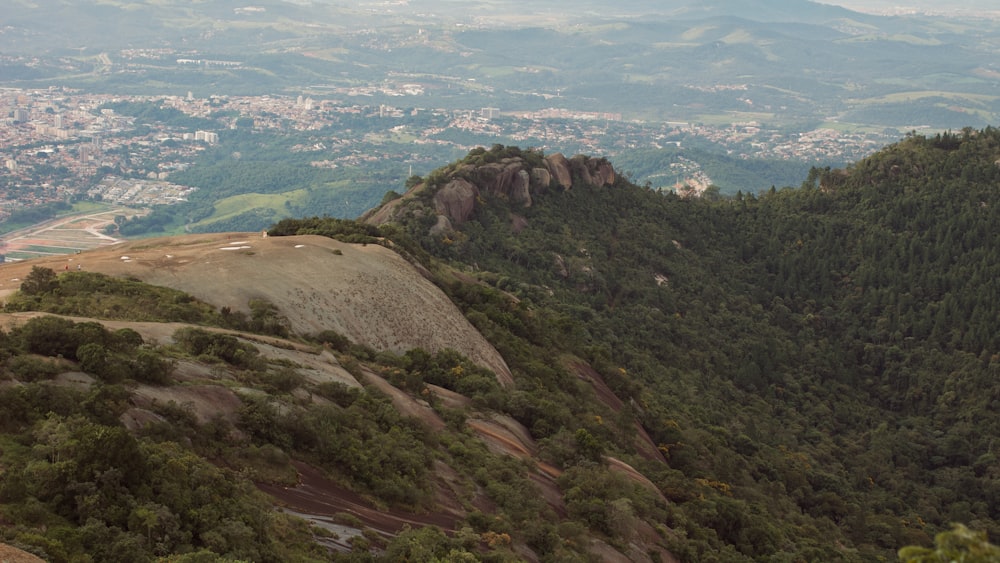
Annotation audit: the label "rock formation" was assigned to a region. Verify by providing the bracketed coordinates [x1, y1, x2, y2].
[366, 148, 616, 234]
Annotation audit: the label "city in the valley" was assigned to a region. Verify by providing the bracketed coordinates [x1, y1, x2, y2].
[0, 85, 899, 229]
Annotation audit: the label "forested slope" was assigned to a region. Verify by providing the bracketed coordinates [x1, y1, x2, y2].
[4, 131, 1000, 562]
[349, 134, 1000, 560]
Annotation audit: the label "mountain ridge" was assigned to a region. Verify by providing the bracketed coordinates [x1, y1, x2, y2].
[3, 132, 1000, 560]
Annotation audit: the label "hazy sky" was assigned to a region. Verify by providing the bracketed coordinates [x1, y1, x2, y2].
[817, 1, 998, 15]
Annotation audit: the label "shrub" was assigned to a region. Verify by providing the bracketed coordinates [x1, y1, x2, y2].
[313, 329, 351, 352]
[19, 266, 58, 296]
[314, 381, 360, 407]
[173, 327, 261, 370]
[16, 315, 83, 359]
[6, 355, 64, 382]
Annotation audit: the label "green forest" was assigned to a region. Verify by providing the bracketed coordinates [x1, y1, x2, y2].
[609, 145, 823, 194]
[332, 133, 1000, 560]
[4, 130, 1000, 561]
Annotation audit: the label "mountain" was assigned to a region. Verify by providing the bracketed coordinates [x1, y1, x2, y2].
[663, 0, 868, 24]
[3, 132, 1000, 561]
[6, 0, 1000, 130]
[350, 136, 1000, 559]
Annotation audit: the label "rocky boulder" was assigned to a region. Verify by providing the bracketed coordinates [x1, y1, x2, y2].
[461, 159, 533, 206]
[531, 167, 551, 189]
[433, 178, 480, 227]
[545, 153, 573, 189]
[590, 158, 616, 187]
[365, 148, 617, 236]
[566, 155, 616, 189]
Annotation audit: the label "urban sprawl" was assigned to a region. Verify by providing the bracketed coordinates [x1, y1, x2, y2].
[0, 86, 901, 222]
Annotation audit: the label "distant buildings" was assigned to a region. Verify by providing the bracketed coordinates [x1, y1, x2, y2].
[194, 130, 218, 144]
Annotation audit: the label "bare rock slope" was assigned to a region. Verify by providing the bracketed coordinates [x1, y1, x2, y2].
[0, 232, 512, 385]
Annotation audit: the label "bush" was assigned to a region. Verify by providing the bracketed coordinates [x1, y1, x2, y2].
[314, 381, 360, 407]
[77, 342, 127, 383]
[19, 266, 58, 296]
[6, 355, 65, 382]
[313, 329, 351, 352]
[17, 315, 84, 359]
[173, 327, 261, 370]
[131, 348, 174, 384]
[259, 367, 304, 394]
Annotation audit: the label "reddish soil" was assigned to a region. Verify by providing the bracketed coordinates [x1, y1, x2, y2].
[0, 544, 45, 562]
[258, 461, 460, 535]
[567, 360, 667, 464]
[359, 366, 447, 432]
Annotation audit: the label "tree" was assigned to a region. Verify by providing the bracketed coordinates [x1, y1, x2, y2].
[20, 266, 58, 296]
[898, 524, 1000, 562]
[18, 315, 82, 359]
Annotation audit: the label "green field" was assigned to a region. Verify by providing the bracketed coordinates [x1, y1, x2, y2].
[849, 90, 998, 105]
[21, 244, 84, 254]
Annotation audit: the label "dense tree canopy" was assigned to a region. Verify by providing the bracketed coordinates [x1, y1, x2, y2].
[338, 133, 1000, 559]
[7, 130, 1000, 561]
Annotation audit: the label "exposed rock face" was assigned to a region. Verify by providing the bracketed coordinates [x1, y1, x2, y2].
[0, 544, 45, 563]
[2, 234, 515, 387]
[433, 178, 479, 226]
[460, 159, 533, 206]
[513, 169, 532, 207]
[428, 215, 454, 236]
[366, 149, 616, 235]
[361, 181, 430, 225]
[531, 167, 551, 189]
[361, 195, 405, 225]
[568, 155, 615, 188]
[545, 153, 573, 189]
[553, 253, 569, 279]
[590, 158, 616, 186]
[569, 155, 594, 187]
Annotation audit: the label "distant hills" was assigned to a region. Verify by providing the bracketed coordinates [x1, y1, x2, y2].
[4, 0, 1000, 130]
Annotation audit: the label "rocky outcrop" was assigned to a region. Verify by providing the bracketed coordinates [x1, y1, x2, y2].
[459, 159, 533, 206]
[428, 215, 454, 237]
[2, 233, 516, 387]
[591, 158, 616, 187]
[568, 155, 616, 188]
[531, 167, 551, 189]
[433, 178, 479, 226]
[361, 181, 430, 225]
[366, 149, 616, 234]
[545, 153, 573, 189]
[513, 169, 532, 206]
[0, 544, 45, 563]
